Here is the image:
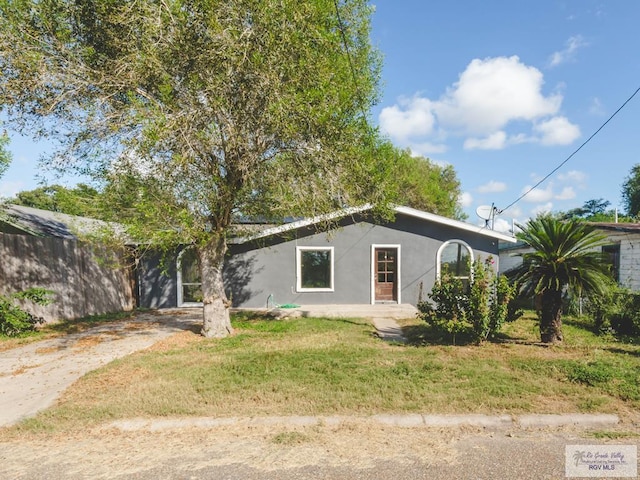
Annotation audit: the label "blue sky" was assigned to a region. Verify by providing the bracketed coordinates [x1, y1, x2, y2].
[370, 0, 640, 231]
[2, 1, 640, 232]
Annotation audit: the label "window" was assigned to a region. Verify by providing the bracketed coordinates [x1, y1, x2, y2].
[436, 240, 473, 288]
[296, 247, 334, 292]
[602, 244, 620, 282]
[177, 248, 203, 305]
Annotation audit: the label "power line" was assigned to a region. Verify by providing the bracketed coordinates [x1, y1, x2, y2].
[332, 0, 370, 122]
[498, 85, 640, 214]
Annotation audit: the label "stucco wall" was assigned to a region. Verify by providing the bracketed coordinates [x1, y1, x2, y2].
[138, 213, 502, 309]
[226, 213, 500, 308]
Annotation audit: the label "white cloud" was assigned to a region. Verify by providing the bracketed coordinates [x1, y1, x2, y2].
[435, 56, 562, 136]
[407, 141, 448, 156]
[521, 184, 554, 203]
[534, 116, 581, 145]
[459, 191, 473, 208]
[589, 97, 605, 116]
[557, 170, 587, 185]
[464, 131, 507, 150]
[532, 202, 554, 215]
[0, 180, 25, 198]
[548, 35, 588, 67]
[379, 96, 435, 141]
[378, 55, 578, 152]
[555, 186, 576, 200]
[492, 218, 514, 234]
[477, 180, 507, 194]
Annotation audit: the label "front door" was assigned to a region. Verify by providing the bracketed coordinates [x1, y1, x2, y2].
[375, 247, 397, 302]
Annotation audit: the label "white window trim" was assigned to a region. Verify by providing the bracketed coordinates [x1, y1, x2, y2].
[370, 244, 401, 305]
[296, 246, 335, 292]
[177, 247, 203, 307]
[436, 240, 474, 281]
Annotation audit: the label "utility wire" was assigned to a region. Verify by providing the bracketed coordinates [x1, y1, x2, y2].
[498, 85, 640, 214]
[333, 0, 370, 123]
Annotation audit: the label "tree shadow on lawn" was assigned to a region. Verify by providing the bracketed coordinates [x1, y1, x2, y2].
[403, 322, 552, 348]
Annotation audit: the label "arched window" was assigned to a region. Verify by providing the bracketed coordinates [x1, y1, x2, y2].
[436, 240, 474, 287]
[177, 247, 203, 306]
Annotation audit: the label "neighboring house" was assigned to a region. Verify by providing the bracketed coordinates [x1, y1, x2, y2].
[499, 222, 640, 290]
[139, 205, 517, 309]
[0, 204, 134, 322]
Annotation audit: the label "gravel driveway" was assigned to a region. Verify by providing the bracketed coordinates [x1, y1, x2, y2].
[0, 309, 201, 427]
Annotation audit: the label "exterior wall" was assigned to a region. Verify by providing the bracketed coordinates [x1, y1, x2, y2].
[226, 213, 500, 308]
[136, 250, 178, 309]
[603, 231, 640, 290]
[0, 233, 135, 323]
[498, 231, 640, 291]
[498, 243, 529, 274]
[137, 213, 503, 309]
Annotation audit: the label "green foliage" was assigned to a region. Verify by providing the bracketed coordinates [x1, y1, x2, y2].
[585, 285, 640, 336]
[0, 129, 10, 179]
[0, 0, 389, 335]
[514, 215, 612, 343]
[622, 164, 640, 217]
[559, 198, 635, 223]
[0, 288, 54, 337]
[392, 147, 465, 219]
[11, 184, 101, 217]
[418, 257, 518, 344]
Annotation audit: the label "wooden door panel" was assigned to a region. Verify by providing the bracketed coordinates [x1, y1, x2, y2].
[374, 248, 397, 302]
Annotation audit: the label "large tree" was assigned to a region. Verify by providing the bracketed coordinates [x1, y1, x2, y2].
[11, 184, 101, 217]
[622, 164, 640, 217]
[393, 147, 465, 220]
[514, 215, 611, 343]
[0, 0, 394, 337]
[0, 128, 10, 180]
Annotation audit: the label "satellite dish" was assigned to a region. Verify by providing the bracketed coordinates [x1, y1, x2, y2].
[476, 205, 494, 221]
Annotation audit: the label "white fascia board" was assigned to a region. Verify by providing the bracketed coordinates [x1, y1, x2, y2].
[393, 206, 518, 243]
[231, 204, 517, 245]
[230, 204, 373, 244]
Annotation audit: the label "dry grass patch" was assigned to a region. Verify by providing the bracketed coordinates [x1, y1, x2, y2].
[8, 312, 640, 435]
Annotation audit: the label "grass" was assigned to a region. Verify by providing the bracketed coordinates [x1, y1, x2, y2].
[7, 310, 640, 434]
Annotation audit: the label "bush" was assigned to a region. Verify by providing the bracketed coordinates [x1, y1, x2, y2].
[584, 284, 640, 336]
[0, 288, 54, 337]
[418, 257, 519, 344]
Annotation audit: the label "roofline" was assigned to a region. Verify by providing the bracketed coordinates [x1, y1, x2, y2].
[393, 206, 517, 243]
[232, 205, 517, 244]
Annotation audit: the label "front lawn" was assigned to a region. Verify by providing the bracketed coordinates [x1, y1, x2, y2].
[12, 311, 640, 433]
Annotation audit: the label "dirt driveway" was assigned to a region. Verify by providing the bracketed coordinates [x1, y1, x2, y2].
[0, 309, 202, 427]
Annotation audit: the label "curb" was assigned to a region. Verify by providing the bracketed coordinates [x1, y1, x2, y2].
[108, 413, 620, 432]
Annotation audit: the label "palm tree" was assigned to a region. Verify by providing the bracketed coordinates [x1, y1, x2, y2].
[514, 215, 611, 343]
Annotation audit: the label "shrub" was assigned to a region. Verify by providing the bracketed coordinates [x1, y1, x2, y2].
[0, 288, 54, 337]
[584, 284, 640, 336]
[418, 257, 518, 344]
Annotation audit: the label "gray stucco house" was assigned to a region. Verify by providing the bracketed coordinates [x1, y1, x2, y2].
[138, 205, 517, 309]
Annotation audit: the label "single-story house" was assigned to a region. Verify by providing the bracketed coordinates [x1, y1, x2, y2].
[499, 222, 640, 290]
[138, 205, 517, 309]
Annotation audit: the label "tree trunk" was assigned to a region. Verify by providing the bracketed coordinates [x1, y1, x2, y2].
[199, 235, 233, 338]
[539, 289, 563, 343]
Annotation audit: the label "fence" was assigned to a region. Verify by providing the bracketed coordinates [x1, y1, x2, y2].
[0, 233, 135, 323]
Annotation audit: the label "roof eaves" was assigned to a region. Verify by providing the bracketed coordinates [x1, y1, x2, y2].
[230, 204, 373, 244]
[231, 204, 518, 244]
[393, 206, 518, 243]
